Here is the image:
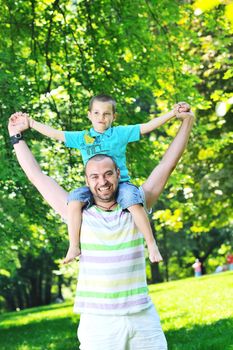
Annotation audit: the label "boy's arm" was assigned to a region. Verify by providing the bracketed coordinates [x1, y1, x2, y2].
[142, 112, 194, 209]
[140, 102, 190, 135]
[140, 110, 175, 135]
[10, 112, 65, 142]
[30, 118, 65, 142]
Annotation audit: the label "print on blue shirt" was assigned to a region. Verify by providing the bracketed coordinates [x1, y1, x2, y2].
[85, 141, 109, 157]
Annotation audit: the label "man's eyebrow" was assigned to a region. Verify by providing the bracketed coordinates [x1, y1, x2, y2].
[87, 169, 113, 176]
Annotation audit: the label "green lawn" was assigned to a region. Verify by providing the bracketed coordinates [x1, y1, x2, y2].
[151, 271, 233, 350]
[0, 271, 232, 350]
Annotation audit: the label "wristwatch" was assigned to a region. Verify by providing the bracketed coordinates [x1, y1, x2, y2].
[10, 133, 24, 145]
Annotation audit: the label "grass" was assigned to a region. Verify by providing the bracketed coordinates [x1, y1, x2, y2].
[151, 271, 233, 350]
[0, 271, 232, 350]
[0, 302, 79, 350]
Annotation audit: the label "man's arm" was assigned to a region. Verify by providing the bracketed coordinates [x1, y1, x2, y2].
[142, 112, 194, 209]
[8, 121, 68, 220]
[10, 112, 65, 142]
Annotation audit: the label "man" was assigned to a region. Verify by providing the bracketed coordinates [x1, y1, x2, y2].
[8, 109, 194, 349]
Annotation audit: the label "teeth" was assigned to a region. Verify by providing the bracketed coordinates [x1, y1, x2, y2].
[99, 186, 110, 191]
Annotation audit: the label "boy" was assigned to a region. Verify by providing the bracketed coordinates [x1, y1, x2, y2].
[10, 95, 189, 264]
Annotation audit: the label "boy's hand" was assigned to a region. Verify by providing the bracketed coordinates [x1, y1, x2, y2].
[174, 101, 190, 115]
[176, 110, 195, 121]
[173, 102, 193, 120]
[9, 112, 30, 132]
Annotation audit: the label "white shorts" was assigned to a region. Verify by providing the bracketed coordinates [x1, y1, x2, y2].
[77, 305, 167, 350]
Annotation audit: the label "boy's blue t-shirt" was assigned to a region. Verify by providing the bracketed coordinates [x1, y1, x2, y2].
[64, 124, 141, 182]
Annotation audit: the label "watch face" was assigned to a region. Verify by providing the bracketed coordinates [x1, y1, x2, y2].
[10, 133, 23, 145]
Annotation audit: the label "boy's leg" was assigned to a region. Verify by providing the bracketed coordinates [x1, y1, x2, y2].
[128, 205, 162, 263]
[63, 186, 93, 264]
[64, 200, 85, 264]
[117, 183, 162, 263]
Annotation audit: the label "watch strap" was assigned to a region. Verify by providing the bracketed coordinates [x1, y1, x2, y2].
[10, 133, 24, 145]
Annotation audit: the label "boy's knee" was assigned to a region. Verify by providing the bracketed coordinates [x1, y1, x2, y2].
[68, 186, 93, 207]
[117, 182, 143, 209]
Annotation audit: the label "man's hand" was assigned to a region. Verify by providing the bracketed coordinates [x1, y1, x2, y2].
[9, 112, 30, 132]
[8, 116, 24, 136]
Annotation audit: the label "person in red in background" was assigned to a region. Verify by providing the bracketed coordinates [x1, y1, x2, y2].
[226, 253, 233, 271]
[192, 258, 202, 277]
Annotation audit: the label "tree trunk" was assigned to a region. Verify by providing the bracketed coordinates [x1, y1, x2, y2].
[57, 275, 64, 300]
[150, 263, 163, 284]
[149, 219, 163, 283]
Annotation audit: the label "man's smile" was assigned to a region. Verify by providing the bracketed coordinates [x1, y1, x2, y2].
[97, 185, 112, 195]
[98, 185, 112, 193]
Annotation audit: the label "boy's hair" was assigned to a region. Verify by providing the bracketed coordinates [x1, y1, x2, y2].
[89, 95, 117, 113]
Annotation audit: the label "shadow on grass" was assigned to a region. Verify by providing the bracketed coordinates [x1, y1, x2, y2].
[0, 315, 80, 350]
[166, 317, 233, 350]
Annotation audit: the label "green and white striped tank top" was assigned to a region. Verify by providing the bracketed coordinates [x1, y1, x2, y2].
[74, 205, 152, 315]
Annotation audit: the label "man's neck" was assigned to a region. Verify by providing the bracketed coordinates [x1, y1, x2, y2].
[94, 200, 118, 211]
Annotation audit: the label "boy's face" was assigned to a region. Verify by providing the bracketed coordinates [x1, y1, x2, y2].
[88, 101, 115, 133]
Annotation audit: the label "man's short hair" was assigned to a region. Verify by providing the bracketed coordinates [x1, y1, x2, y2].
[89, 95, 117, 113]
[85, 154, 118, 175]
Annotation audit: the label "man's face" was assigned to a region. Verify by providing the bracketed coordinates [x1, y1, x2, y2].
[85, 158, 120, 203]
[88, 101, 115, 133]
